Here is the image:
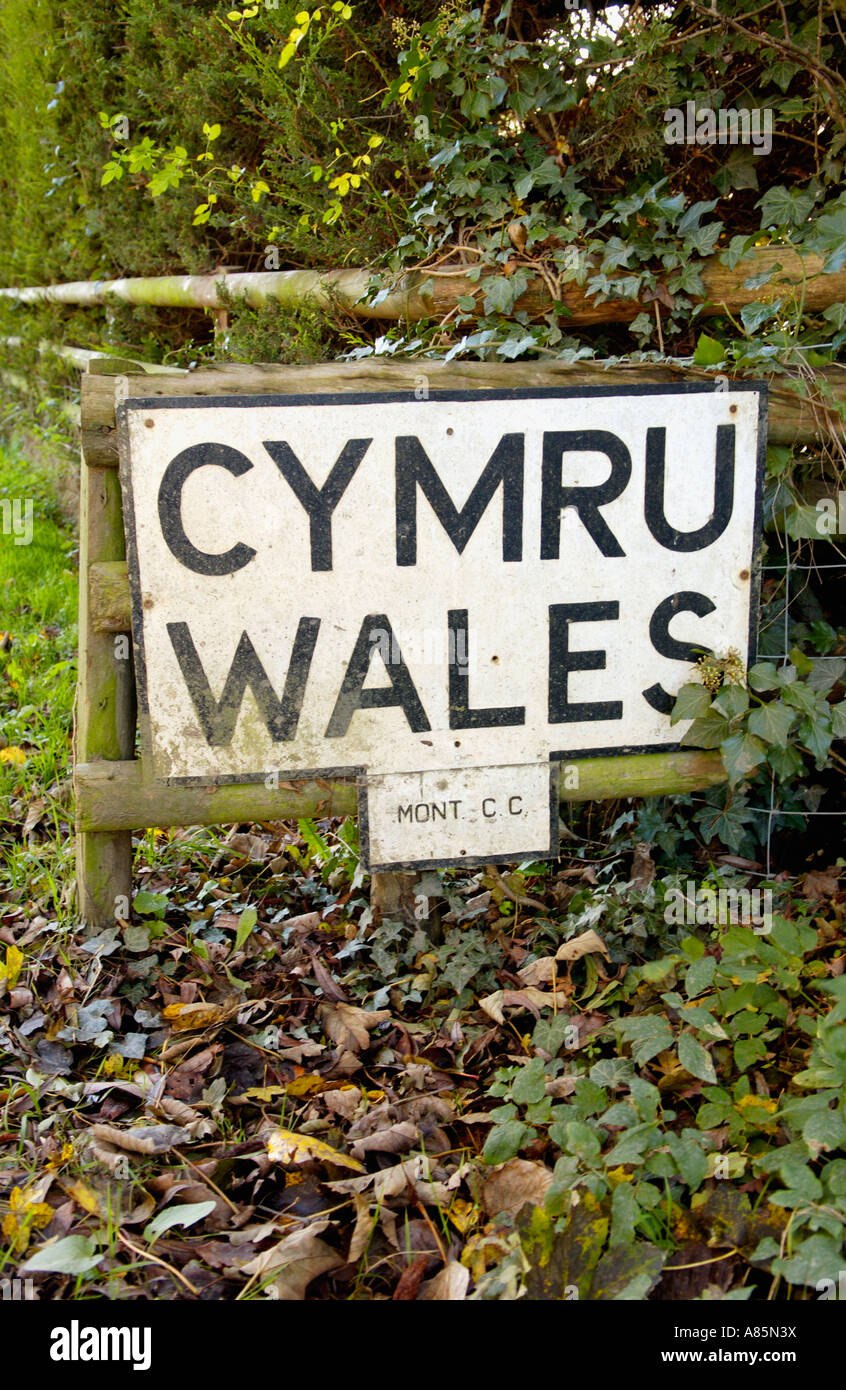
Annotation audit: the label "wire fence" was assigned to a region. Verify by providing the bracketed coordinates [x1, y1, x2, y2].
[712, 528, 846, 879]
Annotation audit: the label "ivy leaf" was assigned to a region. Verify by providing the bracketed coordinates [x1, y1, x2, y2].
[802, 1110, 846, 1156]
[685, 955, 716, 998]
[747, 701, 795, 747]
[692, 333, 725, 366]
[511, 1056, 547, 1105]
[679, 709, 732, 749]
[749, 661, 792, 691]
[617, 1015, 673, 1066]
[693, 799, 755, 853]
[133, 890, 169, 919]
[482, 1119, 532, 1165]
[757, 184, 816, 229]
[670, 682, 711, 724]
[712, 684, 748, 719]
[773, 1235, 844, 1287]
[740, 301, 778, 334]
[830, 700, 846, 738]
[590, 1242, 666, 1300]
[800, 716, 832, 764]
[719, 731, 767, 783]
[677, 1031, 717, 1083]
[665, 1131, 709, 1191]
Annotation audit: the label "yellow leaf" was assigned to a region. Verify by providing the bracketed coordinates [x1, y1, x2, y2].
[239, 1084, 288, 1103]
[295, 9, 310, 22]
[1, 944, 24, 988]
[285, 1074, 329, 1098]
[278, 41, 296, 67]
[0, 747, 26, 765]
[162, 1001, 224, 1030]
[606, 1166, 634, 1185]
[447, 1197, 478, 1234]
[63, 1180, 104, 1217]
[267, 1128, 364, 1172]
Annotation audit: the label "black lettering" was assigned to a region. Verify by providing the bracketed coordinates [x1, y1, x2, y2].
[325, 614, 430, 737]
[540, 430, 631, 559]
[482, 797, 496, 818]
[431, 802, 447, 821]
[645, 425, 735, 551]
[158, 443, 256, 576]
[263, 438, 371, 571]
[642, 591, 716, 713]
[167, 617, 319, 745]
[398, 805, 413, 822]
[549, 601, 622, 723]
[396, 434, 524, 565]
[448, 610, 525, 730]
[508, 795, 522, 815]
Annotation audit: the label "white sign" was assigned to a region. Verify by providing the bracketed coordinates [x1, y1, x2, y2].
[118, 385, 765, 869]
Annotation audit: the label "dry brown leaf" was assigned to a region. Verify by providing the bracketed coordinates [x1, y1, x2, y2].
[347, 1195, 376, 1264]
[309, 953, 348, 1003]
[240, 1220, 343, 1299]
[328, 1155, 450, 1206]
[418, 1260, 470, 1301]
[350, 1120, 419, 1161]
[392, 1254, 429, 1300]
[319, 1002, 391, 1053]
[479, 987, 553, 1024]
[803, 869, 840, 901]
[630, 842, 656, 889]
[482, 1158, 553, 1218]
[322, 1086, 362, 1120]
[88, 1123, 191, 1161]
[280, 912, 322, 935]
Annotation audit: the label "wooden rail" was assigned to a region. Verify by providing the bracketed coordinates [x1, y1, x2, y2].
[78, 359, 845, 470]
[2, 247, 845, 327]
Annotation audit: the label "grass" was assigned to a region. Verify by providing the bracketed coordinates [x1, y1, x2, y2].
[0, 441, 77, 922]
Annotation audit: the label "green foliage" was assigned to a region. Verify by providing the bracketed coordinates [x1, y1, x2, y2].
[475, 890, 846, 1298]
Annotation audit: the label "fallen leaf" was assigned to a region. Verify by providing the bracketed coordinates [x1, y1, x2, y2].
[419, 1260, 470, 1301]
[349, 1120, 419, 1160]
[162, 1002, 226, 1030]
[479, 988, 553, 1024]
[482, 1158, 553, 1218]
[328, 1155, 451, 1206]
[319, 1002, 390, 1053]
[392, 1253, 429, 1300]
[267, 1127, 365, 1172]
[240, 1220, 343, 1299]
[88, 1123, 191, 1163]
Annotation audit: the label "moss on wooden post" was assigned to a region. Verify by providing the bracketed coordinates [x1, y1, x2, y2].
[74, 367, 135, 928]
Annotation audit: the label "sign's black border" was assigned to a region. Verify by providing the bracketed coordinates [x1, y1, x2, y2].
[117, 382, 767, 867]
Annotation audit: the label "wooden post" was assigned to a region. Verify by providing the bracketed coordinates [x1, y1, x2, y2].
[74, 367, 135, 928]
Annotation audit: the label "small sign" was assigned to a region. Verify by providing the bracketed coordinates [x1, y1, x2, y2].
[118, 385, 765, 869]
